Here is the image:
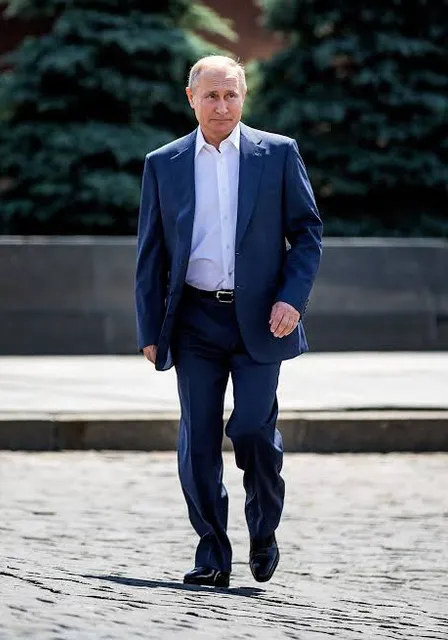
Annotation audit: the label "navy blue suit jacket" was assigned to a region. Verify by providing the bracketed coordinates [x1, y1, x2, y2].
[136, 123, 322, 371]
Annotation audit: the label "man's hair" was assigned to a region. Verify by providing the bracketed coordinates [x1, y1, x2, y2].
[188, 55, 247, 93]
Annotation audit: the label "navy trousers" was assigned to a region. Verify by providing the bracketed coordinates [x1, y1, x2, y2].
[172, 288, 285, 573]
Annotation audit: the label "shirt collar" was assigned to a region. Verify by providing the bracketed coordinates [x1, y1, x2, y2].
[195, 123, 241, 157]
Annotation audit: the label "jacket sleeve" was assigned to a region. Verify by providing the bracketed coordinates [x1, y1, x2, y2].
[275, 139, 323, 316]
[135, 154, 168, 350]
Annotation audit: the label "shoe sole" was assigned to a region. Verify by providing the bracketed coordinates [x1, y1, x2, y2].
[183, 576, 230, 588]
[250, 549, 280, 583]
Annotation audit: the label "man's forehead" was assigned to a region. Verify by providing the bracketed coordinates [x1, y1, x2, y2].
[199, 68, 239, 86]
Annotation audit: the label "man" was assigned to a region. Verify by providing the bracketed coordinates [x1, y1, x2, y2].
[136, 55, 322, 588]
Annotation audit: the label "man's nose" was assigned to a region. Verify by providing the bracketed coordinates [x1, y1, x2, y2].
[215, 99, 228, 114]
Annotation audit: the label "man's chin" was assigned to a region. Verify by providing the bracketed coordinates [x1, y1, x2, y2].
[212, 120, 234, 128]
[210, 121, 234, 136]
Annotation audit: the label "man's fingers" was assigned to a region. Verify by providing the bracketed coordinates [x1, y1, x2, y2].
[270, 314, 285, 335]
[269, 308, 284, 334]
[275, 317, 289, 338]
[272, 312, 289, 337]
[276, 314, 294, 338]
[270, 306, 290, 337]
[276, 317, 289, 338]
[281, 316, 298, 337]
[272, 313, 298, 338]
[269, 305, 281, 324]
[143, 346, 157, 364]
[270, 302, 300, 338]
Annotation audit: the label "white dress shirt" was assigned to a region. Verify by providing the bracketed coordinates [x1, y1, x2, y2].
[185, 123, 240, 291]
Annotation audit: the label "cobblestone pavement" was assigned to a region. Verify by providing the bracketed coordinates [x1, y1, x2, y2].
[1, 452, 447, 640]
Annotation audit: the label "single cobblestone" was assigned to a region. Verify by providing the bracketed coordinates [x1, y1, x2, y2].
[0, 452, 447, 639]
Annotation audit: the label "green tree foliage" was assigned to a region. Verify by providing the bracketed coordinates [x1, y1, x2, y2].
[251, 0, 448, 236]
[0, 0, 235, 234]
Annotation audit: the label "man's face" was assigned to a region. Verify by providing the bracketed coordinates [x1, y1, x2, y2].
[186, 67, 246, 142]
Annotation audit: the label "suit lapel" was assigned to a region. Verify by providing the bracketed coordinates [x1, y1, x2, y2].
[236, 125, 265, 251]
[168, 125, 265, 281]
[169, 131, 196, 286]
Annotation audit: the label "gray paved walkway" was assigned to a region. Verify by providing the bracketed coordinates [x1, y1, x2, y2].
[1, 452, 447, 639]
[1, 353, 447, 415]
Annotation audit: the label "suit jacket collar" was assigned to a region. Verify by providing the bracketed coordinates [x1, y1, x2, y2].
[168, 122, 265, 262]
[169, 122, 262, 158]
[195, 123, 241, 156]
[239, 122, 263, 146]
[169, 129, 197, 159]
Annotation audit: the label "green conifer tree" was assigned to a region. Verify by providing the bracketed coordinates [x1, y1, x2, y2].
[0, 0, 235, 234]
[251, 0, 448, 236]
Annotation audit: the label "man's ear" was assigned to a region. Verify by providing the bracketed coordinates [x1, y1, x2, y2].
[185, 87, 194, 109]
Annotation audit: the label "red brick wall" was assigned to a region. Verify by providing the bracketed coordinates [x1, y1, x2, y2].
[0, 1, 281, 63]
[204, 0, 282, 61]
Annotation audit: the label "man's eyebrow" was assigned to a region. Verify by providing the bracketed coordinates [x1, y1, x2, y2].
[207, 88, 238, 93]
[202, 88, 238, 97]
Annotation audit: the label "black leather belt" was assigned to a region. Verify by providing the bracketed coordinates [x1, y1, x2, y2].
[185, 284, 234, 303]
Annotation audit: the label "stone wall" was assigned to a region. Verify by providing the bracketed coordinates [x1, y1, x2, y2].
[0, 236, 447, 354]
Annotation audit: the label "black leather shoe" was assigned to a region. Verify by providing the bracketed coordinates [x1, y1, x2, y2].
[249, 534, 279, 583]
[183, 566, 230, 588]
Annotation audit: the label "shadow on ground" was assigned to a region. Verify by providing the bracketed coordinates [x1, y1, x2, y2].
[84, 573, 265, 597]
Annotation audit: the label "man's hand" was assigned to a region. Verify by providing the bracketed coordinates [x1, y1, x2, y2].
[269, 301, 301, 338]
[143, 345, 158, 364]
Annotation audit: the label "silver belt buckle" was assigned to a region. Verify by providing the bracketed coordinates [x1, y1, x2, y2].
[215, 290, 234, 303]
